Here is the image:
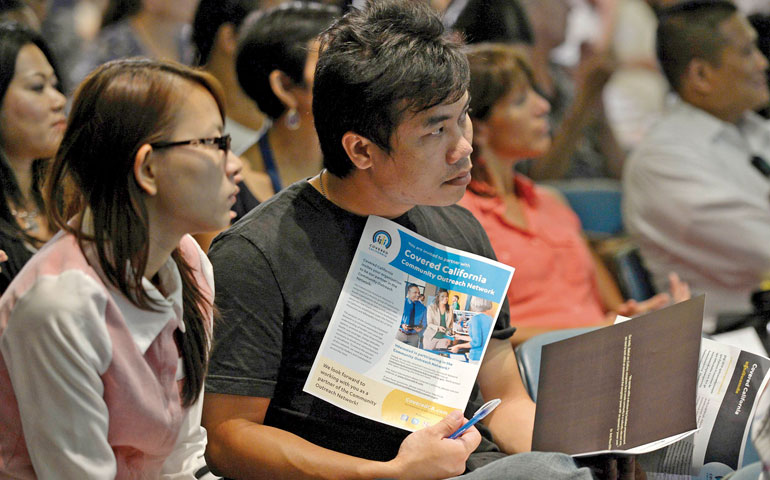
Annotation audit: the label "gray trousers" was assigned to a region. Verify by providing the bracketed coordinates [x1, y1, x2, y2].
[450, 452, 595, 479]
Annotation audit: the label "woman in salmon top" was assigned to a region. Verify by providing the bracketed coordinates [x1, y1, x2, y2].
[460, 44, 688, 345]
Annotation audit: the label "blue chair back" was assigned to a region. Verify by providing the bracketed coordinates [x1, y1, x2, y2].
[558, 181, 623, 236]
[514, 327, 599, 402]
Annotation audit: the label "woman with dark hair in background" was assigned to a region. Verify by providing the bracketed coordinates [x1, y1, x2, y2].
[190, 0, 269, 251]
[452, 0, 533, 45]
[0, 58, 238, 478]
[235, 1, 339, 196]
[460, 43, 688, 345]
[0, 21, 66, 293]
[192, 0, 268, 181]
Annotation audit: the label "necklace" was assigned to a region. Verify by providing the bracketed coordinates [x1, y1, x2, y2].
[319, 168, 327, 198]
[11, 206, 40, 233]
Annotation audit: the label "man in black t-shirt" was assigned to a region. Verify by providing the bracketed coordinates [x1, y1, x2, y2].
[202, 1, 603, 479]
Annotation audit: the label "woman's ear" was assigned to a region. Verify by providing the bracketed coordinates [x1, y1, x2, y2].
[133, 144, 158, 195]
[341, 131, 380, 171]
[217, 23, 238, 56]
[268, 69, 298, 111]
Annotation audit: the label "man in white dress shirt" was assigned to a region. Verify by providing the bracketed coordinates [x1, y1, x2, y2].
[623, 0, 770, 324]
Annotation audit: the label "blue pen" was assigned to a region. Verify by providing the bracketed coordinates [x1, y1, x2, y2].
[448, 398, 501, 439]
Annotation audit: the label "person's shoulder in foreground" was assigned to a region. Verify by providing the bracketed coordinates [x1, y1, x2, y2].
[203, 1, 605, 479]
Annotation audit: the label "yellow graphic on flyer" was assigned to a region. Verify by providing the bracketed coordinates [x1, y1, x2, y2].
[382, 390, 454, 430]
[307, 357, 454, 431]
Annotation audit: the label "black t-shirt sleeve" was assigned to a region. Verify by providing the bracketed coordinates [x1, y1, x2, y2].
[206, 232, 283, 398]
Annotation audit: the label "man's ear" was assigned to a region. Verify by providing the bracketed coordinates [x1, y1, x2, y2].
[268, 70, 298, 111]
[683, 58, 716, 96]
[341, 131, 382, 170]
[216, 23, 238, 57]
[133, 144, 158, 195]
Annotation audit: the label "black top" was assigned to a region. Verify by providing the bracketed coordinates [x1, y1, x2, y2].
[0, 227, 34, 295]
[232, 181, 259, 224]
[258, 135, 282, 195]
[207, 181, 514, 462]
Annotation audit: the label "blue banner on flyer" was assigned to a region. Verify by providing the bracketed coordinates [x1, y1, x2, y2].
[389, 230, 510, 301]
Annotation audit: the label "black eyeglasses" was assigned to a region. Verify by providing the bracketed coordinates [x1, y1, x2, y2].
[151, 134, 231, 154]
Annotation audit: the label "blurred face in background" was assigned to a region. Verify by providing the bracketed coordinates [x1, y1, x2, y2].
[483, 81, 551, 160]
[0, 43, 66, 162]
[143, 0, 199, 23]
[707, 14, 770, 121]
[521, 0, 570, 48]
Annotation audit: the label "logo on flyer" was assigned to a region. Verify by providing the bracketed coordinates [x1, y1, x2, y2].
[369, 230, 392, 257]
[372, 230, 392, 248]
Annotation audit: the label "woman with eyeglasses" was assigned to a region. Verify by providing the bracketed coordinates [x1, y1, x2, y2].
[0, 58, 239, 478]
[0, 22, 67, 294]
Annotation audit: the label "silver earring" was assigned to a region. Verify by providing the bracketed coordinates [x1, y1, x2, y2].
[285, 108, 300, 130]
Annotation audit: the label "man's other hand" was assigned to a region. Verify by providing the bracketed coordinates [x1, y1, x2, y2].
[388, 410, 480, 480]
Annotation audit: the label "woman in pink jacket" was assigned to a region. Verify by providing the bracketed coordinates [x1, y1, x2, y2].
[0, 58, 240, 478]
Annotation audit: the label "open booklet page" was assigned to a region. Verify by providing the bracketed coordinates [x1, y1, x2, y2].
[638, 338, 770, 479]
[532, 296, 705, 456]
[303, 215, 515, 431]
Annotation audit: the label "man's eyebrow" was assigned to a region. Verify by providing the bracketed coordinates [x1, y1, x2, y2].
[423, 113, 451, 127]
[422, 96, 472, 127]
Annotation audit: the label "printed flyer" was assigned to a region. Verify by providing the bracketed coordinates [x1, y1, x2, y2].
[640, 339, 770, 479]
[302, 215, 515, 431]
[533, 297, 704, 457]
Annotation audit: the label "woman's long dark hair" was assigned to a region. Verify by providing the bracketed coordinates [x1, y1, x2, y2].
[0, 21, 63, 245]
[46, 59, 224, 407]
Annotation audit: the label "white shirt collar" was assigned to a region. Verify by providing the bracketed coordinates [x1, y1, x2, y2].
[225, 115, 272, 157]
[669, 98, 770, 145]
[79, 212, 186, 354]
[107, 253, 185, 355]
